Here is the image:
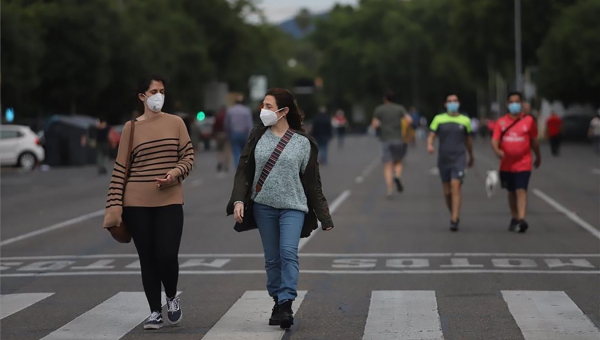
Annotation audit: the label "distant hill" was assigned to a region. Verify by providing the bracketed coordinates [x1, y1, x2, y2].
[278, 12, 328, 39]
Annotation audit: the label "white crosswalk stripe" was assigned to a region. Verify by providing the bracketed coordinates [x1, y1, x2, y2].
[202, 290, 306, 340]
[40, 292, 177, 340]
[502, 290, 600, 340]
[0, 292, 54, 319]
[1, 290, 599, 339]
[363, 290, 444, 340]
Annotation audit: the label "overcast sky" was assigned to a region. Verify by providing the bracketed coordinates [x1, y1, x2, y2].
[253, 0, 358, 23]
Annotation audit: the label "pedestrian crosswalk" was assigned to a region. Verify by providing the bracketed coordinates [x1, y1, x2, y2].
[1, 290, 598, 339]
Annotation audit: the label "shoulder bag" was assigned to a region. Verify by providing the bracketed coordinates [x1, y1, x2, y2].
[107, 120, 135, 243]
[234, 129, 296, 232]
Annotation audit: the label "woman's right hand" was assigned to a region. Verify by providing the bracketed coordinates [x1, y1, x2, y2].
[234, 202, 244, 223]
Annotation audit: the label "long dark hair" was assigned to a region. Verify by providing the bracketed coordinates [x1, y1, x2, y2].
[135, 74, 168, 111]
[265, 88, 305, 132]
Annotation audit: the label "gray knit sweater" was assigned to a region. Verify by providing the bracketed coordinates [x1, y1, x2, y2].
[252, 129, 311, 212]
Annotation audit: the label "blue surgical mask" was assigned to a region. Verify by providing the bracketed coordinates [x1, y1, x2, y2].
[446, 102, 460, 113]
[508, 102, 522, 114]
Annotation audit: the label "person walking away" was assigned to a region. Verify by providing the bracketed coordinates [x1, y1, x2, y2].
[103, 75, 194, 330]
[470, 116, 480, 140]
[311, 106, 334, 164]
[407, 106, 420, 146]
[226, 95, 253, 169]
[371, 91, 413, 197]
[94, 118, 112, 175]
[332, 109, 348, 149]
[427, 94, 474, 231]
[545, 112, 563, 156]
[227, 88, 334, 329]
[213, 106, 230, 173]
[491, 92, 541, 233]
[589, 110, 600, 155]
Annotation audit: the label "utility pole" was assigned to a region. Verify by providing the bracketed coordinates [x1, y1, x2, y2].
[514, 0, 523, 92]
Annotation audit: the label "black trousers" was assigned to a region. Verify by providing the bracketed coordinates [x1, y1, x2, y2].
[549, 135, 561, 156]
[123, 204, 184, 312]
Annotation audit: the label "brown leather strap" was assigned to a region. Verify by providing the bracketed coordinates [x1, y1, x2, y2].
[255, 129, 295, 193]
[124, 120, 136, 181]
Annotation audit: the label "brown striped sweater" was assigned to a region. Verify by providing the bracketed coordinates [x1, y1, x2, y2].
[103, 113, 194, 228]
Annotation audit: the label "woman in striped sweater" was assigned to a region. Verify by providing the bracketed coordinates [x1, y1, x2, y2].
[103, 75, 194, 330]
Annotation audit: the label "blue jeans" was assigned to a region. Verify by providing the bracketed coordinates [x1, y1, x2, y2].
[230, 132, 248, 169]
[317, 141, 329, 164]
[253, 203, 305, 303]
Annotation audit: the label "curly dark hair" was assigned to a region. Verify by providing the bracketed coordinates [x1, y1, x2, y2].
[264, 88, 305, 132]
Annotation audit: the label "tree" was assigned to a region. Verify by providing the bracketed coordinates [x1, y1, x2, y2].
[536, 0, 600, 105]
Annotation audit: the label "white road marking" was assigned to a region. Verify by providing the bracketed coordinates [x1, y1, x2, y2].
[0, 293, 54, 319]
[356, 158, 379, 183]
[298, 189, 351, 251]
[363, 291, 443, 340]
[533, 189, 600, 240]
[0, 210, 104, 247]
[202, 290, 306, 340]
[1, 252, 599, 261]
[41, 291, 179, 340]
[2, 269, 598, 277]
[502, 291, 600, 340]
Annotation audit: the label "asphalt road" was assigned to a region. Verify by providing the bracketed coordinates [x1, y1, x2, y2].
[1, 135, 599, 340]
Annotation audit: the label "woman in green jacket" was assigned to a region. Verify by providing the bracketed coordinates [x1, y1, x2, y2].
[227, 88, 334, 329]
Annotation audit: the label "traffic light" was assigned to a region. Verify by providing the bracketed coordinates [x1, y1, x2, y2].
[5, 108, 14, 123]
[196, 111, 205, 121]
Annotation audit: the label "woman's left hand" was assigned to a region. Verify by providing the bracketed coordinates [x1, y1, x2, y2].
[323, 226, 333, 231]
[155, 174, 174, 188]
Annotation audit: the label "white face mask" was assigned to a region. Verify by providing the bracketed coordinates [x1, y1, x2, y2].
[260, 108, 285, 126]
[144, 93, 164, 112]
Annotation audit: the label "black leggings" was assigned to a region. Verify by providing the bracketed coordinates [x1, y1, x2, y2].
[123, 204, 183, 312]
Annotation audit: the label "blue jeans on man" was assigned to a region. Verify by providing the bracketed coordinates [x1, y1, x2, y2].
[253, 202, 305, 302]
[230, 131, 248, 169]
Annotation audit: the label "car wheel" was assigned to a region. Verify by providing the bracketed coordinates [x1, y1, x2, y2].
[18, 152, 37, 171]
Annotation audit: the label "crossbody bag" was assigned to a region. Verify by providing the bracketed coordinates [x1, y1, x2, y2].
[234, 129, 296, 232]
[107, 119, 135, 243]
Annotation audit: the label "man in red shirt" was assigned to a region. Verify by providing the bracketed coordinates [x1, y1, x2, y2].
[491, 91, 541, 233]
[545, 112, 563, 156]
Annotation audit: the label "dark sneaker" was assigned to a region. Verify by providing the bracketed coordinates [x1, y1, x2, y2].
[166, 296, 182, 325]
[394, 177, 404, 192]
[450, 219, 459, 232]
[279, 300, 294, 330]
[508, 218, 519, 231]
[144, 311, 163, 330]
[516, 220, 529, 233]
[269, 296, 280, 326]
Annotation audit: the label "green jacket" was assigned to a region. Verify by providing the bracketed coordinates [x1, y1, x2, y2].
[226, 126, 334, 237]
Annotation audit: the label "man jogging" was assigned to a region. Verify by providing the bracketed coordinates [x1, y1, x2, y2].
[372, 91, 413, 197]
[427, 94, 474, 231]
[492, 92, 541, 233]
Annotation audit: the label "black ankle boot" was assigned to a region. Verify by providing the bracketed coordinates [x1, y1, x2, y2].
[279, 300, 294, 329]
[268, 296, 280, 326]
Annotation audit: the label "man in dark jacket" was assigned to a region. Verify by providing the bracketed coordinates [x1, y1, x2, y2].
[311, 107, 334, 165]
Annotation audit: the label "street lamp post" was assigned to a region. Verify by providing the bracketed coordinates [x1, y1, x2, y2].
[514, 0, 523, 92]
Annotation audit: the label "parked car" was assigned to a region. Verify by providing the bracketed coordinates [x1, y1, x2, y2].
[0, 125, 45, 171]
[561, 114, 592, 142]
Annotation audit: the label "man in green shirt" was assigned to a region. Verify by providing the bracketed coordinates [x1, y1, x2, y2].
[372, 91, 413, 197]
[427, 94, 474, 231]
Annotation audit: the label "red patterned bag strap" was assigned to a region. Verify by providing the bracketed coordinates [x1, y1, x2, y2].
[255, 129, 295, 193]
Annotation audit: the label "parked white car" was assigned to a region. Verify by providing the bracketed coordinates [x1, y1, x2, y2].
[0, 125, 45, 171]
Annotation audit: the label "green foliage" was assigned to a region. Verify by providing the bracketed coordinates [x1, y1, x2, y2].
[311, 0, 597, 119]
[0, 0, 297, 123]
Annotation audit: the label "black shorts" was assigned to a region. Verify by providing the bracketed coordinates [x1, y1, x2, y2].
[439, 163, 465, 183]
[500, 171, 531, 191]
